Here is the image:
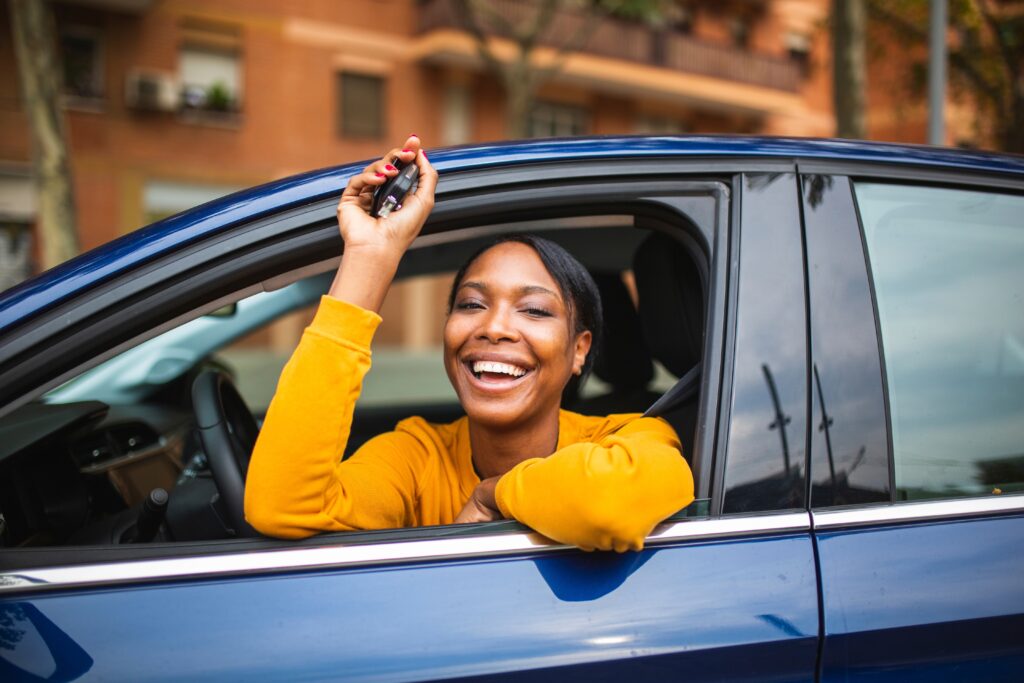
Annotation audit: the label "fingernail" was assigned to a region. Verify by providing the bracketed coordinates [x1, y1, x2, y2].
[402, 149, 411, 153]
[375, 172, 385, 178]
[409, 133, 419, 138]
[385, 164, 396, 171]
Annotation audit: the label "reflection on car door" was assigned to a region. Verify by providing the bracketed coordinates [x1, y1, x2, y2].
[804, 173, 1024, 681]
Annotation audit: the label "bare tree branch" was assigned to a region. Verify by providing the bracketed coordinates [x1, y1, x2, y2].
[455, 0, 508, 81]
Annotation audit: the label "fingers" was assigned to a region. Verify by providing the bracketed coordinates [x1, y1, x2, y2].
[411, 147, 438, 208]
[340, 135, 425, 201]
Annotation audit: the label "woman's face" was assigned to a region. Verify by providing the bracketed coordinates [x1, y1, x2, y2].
[444, 242, 592, 430]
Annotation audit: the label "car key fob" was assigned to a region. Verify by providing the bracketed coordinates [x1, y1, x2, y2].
[371, 159, 419, 218]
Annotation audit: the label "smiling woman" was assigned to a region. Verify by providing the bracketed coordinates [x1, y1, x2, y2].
[243, 137, 695, 551]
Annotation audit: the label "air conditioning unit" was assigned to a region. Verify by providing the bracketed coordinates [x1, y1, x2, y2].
[125, 70, 180, 112]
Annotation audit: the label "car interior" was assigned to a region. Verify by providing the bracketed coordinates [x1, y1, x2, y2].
[0, 205, 715, 566]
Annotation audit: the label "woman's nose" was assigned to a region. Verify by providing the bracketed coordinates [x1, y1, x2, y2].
[476, 305, 519, 343]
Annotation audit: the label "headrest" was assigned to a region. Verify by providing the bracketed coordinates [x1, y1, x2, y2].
[633, 232, 704, 377]
[591, 272, 654, 389]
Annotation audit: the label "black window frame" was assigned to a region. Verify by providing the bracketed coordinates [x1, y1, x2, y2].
[795, 158, 1024, 509]
[0, 160, 744, 569]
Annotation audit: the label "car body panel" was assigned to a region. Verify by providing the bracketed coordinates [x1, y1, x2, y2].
[815, 511, 1024, 682]
[1, 531, 818, 682]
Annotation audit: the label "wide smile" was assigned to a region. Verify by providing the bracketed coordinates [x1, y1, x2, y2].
[461, 358, 533, 391]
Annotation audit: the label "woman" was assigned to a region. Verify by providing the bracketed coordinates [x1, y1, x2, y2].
[244, 136, 694, 552]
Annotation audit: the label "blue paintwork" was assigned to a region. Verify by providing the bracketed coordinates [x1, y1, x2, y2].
[2, 136, 1023, 332]
[0, 535, 818, 682]
[816, 513, 1024, 682]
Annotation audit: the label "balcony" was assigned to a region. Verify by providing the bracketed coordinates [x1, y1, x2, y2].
[417, 0, 801, 94]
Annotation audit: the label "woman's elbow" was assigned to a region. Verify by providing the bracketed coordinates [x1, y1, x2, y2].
[244, 498, 314, 540]
[572, 470, 694, 551]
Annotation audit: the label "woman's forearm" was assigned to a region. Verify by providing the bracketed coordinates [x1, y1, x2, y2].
[493, 418, 694, 552]
[328, 246, 403, 313]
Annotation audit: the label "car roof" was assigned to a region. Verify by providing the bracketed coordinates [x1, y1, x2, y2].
[3, 135, 1023, 330]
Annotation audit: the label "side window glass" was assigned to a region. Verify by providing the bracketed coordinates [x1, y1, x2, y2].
[856, 183, 1024, 501]
[222, 273, 457, 414]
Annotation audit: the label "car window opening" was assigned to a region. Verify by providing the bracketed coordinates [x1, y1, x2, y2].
[0, 209, 713, 561]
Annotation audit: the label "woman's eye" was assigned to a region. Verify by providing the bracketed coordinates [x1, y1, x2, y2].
[523, 307, 553, 318]
[455, 301, 484, 311]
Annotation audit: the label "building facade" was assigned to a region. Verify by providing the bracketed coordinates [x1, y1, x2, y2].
[1, 0, 835, 273]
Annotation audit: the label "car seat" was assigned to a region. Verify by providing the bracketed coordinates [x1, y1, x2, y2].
[633, 232, 705, 461]
[570, 271, 662, 415]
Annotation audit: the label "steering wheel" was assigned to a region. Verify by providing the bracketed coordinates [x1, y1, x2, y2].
[191, 369, 259, 538]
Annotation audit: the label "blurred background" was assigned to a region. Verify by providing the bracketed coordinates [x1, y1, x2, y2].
[5, 0, 1021, 282]
[0, 0, 1018, 406]
[0, 1, 1019, 401]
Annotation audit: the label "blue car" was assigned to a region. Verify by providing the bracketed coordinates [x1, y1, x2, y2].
[0, 137, 1022, 681]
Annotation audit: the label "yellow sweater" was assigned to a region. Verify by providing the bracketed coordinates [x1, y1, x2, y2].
[244, 296, 694, 551]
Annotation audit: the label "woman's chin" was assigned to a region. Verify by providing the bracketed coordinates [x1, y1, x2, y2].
[461, 395, 556, 432]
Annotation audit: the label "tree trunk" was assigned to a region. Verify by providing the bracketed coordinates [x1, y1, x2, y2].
[833, 0, 867, 139]
[504, 55, 535, 139]
[9, 0, 80, 270]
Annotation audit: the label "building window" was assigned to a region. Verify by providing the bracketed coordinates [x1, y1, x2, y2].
[143, 180, 242, 225]
[180, 45, 241, 112]
[338, 72, 386, 139]
[0, 222, 32, 291]
[528, 102, 588, 138]
[729, 17, 751, 48]
[442, 84, 472, 146]
[60, 27, 103, 100]
[785, 32, 811, 71]
[634, 116, 687, 135]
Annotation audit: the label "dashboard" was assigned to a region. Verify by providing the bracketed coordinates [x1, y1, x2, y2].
[0, 400, 194, 548]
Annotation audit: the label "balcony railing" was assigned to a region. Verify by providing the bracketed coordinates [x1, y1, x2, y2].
[417, 0, 801, 93]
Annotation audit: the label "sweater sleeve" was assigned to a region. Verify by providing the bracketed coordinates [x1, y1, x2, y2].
[244, 296, 422, 539]
[492, 416, 694, 552]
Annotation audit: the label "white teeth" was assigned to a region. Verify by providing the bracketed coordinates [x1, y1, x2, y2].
[472, 361, 527, 377]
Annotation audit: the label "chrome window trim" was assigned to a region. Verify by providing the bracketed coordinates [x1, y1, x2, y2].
[0, 512, 809, 595]
[813, 494, 1024, 530]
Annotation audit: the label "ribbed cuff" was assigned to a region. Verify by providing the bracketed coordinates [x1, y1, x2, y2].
[308, 295, 383, 352]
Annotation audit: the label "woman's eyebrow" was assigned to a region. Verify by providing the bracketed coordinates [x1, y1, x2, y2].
[458, 281, 487, 293]
[517, 285, 558, 298]
[457, 282, 558, 298]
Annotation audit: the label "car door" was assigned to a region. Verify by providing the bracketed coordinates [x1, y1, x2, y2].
[802, 170, 1024, 682]
[0, 160, 821, 681]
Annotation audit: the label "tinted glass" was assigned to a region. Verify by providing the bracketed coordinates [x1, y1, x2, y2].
[722, 174, 807, 513]
[857, 182, 1024, 501]
[802, 176, 889, 507]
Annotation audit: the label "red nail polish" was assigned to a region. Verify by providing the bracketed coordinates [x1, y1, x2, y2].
[385, 164, 396, 171]
[402, 149, 411, 153]
[409, 133, 419, 138]
[375, 172, 385, 178]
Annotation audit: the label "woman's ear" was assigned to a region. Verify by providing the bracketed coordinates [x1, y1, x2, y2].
[572, 330, 593, 376]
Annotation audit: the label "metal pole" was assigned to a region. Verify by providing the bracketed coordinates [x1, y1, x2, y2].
[928, 0, 948, 145]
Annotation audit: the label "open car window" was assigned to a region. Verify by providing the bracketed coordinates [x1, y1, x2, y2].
[0, 200, 719, 563]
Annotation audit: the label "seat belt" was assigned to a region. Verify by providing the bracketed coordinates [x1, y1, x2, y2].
[644, 364, 701, 418]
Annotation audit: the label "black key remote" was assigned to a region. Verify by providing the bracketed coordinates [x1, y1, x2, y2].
[371, 159, 419, 218]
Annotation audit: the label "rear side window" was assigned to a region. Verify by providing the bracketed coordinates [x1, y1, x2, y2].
[856, 183, 1024, 501]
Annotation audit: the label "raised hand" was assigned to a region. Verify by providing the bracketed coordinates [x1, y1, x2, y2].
[329, 135, 438, 312]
